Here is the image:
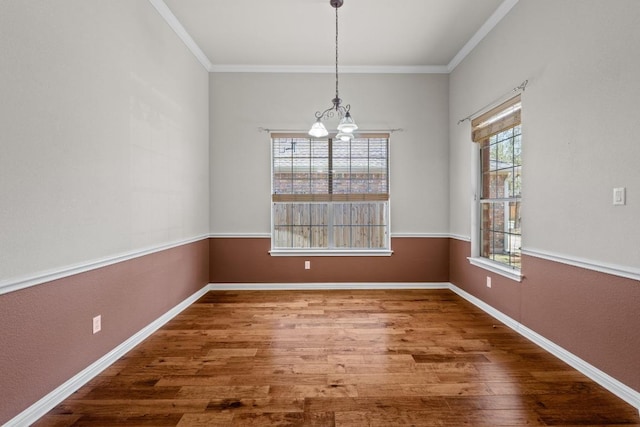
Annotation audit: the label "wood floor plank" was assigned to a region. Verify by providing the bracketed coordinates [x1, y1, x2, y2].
[35, 289, 639, 426]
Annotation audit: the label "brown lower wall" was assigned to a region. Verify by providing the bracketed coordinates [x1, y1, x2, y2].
[0, 239, 209, 425]
[4, 236, 637, 423]
[209, 237, 450, 283]
[450, 238, 640, 393]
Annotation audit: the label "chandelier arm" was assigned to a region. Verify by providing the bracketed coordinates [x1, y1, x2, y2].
[315, 106, 338, 120]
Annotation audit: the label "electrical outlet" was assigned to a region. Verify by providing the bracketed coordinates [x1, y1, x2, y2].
[93, 315, 101, 334]
[305, 260, 311, 270]
[486, 276, 492, 288]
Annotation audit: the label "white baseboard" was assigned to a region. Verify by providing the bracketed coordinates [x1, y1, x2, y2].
[449, 284, 640, 413]
[4, 286, 210, 427]
[208, 282, 450, 291]
[7, 282, 638, 426]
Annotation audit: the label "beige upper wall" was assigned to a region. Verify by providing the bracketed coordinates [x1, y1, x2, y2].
[449, 0, 640, 268]
[0, 0, 210, 282]
[209, 72, 449, 236]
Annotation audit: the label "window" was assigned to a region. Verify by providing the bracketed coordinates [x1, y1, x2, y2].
[470, 96, 522, 279]
[271, 133, 390, 254]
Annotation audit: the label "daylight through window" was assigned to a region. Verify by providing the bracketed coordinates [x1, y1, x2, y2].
[473, 96, 522, 270]
[271, 134, 390, 252]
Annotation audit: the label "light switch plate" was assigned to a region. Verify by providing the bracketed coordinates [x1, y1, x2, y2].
[613, 187, 626, 206]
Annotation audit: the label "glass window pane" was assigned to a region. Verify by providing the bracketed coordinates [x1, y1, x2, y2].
[310, 204, 328, 225]
[310, 178, 328, 194]
[333, 140, 350, 159]
[292, 179, 312, 194]
[370, 226, 386, 248]
[350, 179, 368, 194]
[350, 139, 368, 157]
[311, 157, 329, 174]
[333, 226, 350, 248]
[350, 226, 370, 248]
[508, 201, 521, 234]
[309, 226, 328, 248]
[513, 134, 522, 166]
[273, 139, 295, 158]
[333, 157, 350, 174]
[292, 139, 311, 158]
[333, 179, 350, 194]
[273, 204, 289, 226]
[369, 139, 387, 158]
[351, 204, 369, 225]
[291, 226, 310, 248]
[274, 178, 291, 195]
[273, 226, 291, 248]
[274, 157, 292, 173]
[291, 204, 310, 225]
[272, 135, 389, 251]
[333, 203, 350, 225]
[311, 140, 329, 157]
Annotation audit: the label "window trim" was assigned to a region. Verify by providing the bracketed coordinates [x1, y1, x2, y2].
[469, 95, 523, 282]
[270, 133, 391, 256]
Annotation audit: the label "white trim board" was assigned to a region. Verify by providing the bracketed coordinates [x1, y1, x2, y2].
[209, 282, 449, 291]
[446, 0, 520, 72]
[522, 248, 640, 282]
[209, 233, 270, 238]
[209, 65, 449, 74]
[7, 282, 639, 425]
[147, 0, 212, 71]
[0, 235, 210, 296]
[391, 233, 451, 238]
[209, 233, 459, 239]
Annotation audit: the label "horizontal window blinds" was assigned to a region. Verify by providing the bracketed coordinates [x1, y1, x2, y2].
[272, 134, 389, 203]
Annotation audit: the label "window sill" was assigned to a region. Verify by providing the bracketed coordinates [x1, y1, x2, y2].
[270, 249, 393, 257]
[467, 257, 522, 282]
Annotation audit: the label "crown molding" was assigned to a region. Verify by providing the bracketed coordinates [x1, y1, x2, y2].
[447, 0, 520, 72]
[147, 0, 213, 71]
[209, 64, 449, 74]
[149, 0, 518, 75]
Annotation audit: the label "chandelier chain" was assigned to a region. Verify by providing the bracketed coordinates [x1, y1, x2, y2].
[335, 5, 339, 103]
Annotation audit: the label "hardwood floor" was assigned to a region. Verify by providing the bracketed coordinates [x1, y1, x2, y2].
[35, 289, 639, 426]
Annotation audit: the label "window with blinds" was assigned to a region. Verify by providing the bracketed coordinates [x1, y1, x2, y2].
[472, 95, 522, 270]
[271, 133, 390, 252]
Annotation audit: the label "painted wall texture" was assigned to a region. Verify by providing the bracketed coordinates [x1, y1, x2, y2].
[0, 0, 210, 282]
[449, 0, 640, 269]
[209, 72, 450, 236]
[448, 0, 640, 395]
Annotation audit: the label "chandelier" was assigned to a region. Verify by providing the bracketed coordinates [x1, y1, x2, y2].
[308, 0, 358, 141]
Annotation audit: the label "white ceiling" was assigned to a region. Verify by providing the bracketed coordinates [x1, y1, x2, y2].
[155, 0, 516, 72]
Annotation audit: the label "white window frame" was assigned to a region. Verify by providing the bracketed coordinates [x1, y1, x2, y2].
[468, 97, 523, 282]
[269, 134, 392, 257]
